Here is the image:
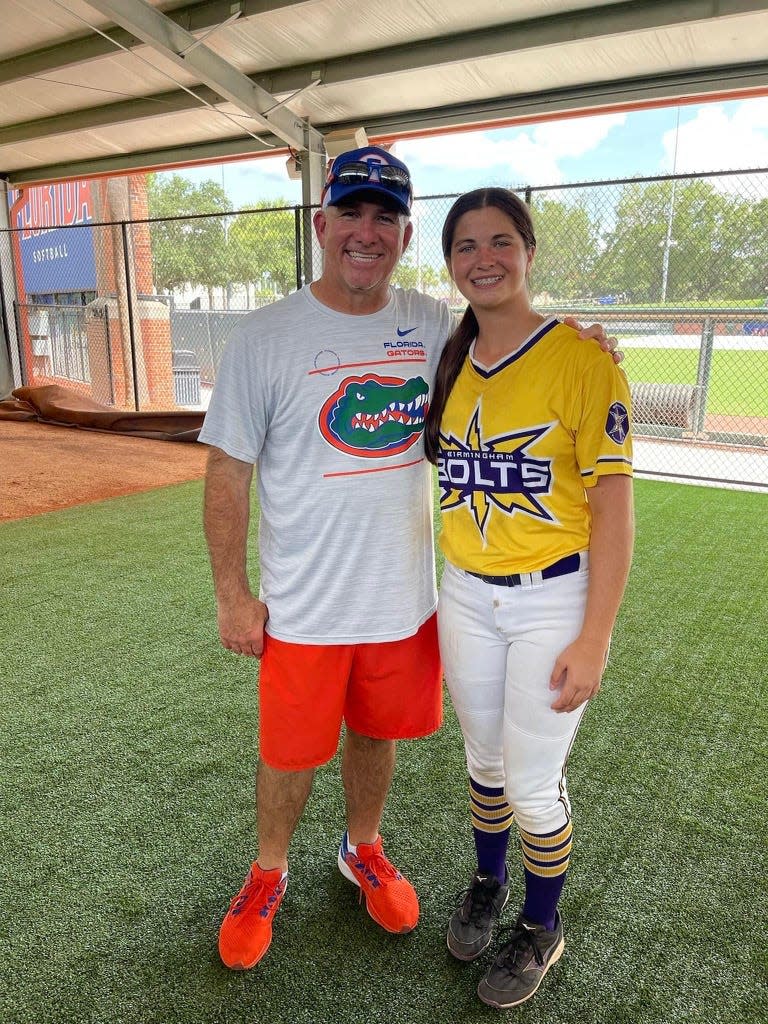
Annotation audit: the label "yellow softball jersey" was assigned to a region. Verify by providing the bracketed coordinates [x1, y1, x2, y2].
[437, 317, 633, 575]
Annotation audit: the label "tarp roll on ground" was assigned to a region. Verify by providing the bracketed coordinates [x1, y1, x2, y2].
[0, 384, 204, 440]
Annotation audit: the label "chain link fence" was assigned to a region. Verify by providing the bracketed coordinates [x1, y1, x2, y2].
[2, 168, 766, 488]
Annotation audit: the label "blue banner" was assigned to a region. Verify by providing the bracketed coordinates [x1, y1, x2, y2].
[9, 181, 97, 295]
[19, 224, 97, 294]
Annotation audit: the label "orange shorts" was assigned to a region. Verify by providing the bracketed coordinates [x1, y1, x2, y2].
[259, 614, 442, 770]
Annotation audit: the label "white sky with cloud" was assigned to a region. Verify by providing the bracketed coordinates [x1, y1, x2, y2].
[399, 113, 627, 185]
[664, 99, 768, 174]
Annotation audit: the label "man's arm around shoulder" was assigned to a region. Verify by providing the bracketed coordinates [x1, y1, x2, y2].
[203, 446, 267, 658]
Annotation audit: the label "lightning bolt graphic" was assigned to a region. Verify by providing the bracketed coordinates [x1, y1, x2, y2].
[437, 402, 557, 541]
[468, 409, 491, 538]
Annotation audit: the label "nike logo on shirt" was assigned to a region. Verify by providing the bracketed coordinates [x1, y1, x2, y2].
[397, 327, 417, 337]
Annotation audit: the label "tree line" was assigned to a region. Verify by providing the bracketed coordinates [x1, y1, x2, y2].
[146, 174, 297, 305]
[147, 173, 767, 307]
[531, 178, 766, 304]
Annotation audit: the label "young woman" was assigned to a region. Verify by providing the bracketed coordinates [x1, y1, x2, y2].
[424, 188, 634, 1009]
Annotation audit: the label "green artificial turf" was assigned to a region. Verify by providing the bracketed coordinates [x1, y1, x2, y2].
[1, 479, 767, 1024]
[620, 347, 768, 417]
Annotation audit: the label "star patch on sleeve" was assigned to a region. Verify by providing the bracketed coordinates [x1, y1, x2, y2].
[605, 402, 630, 444]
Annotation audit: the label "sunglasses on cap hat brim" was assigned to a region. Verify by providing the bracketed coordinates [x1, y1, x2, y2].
[322, 152, 413, 214]
[332, 160, 410, 190]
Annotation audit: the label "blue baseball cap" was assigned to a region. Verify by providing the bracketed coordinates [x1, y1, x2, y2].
[321, 146, 413, 216]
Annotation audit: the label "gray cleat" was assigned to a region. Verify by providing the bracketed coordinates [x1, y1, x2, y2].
[447, 870, 510, 961]
[477, 910, 564, 1008]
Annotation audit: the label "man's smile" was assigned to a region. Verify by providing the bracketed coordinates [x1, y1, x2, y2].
[345, 250, 381, 262]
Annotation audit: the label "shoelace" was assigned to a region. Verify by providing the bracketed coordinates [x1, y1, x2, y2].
[494, 922, 545, 972]
[356, 850, 401, 884]
[230, 874, 261, 913]
[229, 872, 282, 915]
[453, 877, 502, 925]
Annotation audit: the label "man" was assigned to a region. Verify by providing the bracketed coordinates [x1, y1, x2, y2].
[199, 145, 615, 970]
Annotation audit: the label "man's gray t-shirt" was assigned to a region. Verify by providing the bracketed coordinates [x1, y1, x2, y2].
[199, 285, 453, 644]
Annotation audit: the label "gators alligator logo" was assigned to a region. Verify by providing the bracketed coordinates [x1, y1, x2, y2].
[318, 373, 430, 458]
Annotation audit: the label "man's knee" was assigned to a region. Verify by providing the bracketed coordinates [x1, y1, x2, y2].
[344, 729, 396, 753]
[257, 759, 315, 797]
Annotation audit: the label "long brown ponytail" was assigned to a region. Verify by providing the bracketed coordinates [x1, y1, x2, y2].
[424, 307, 476, 462]
[424, 187, 536, 464]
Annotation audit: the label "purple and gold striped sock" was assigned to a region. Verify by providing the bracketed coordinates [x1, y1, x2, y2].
[469, 777, 513, 882]
[518, 820, 573, 931]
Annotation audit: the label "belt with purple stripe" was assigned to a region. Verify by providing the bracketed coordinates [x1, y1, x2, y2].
[466, 552, 584, 588]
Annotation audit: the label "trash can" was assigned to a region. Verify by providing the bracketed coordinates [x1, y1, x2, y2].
[172, 349, 201, 406]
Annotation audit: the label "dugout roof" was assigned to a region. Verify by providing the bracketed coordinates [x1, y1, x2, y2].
[1, 0, 768, 186]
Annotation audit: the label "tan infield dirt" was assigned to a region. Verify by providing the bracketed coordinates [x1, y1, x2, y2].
[3, 414, 765, 523]
[704, 414, 768, 437]
[1, 420, 209, 521]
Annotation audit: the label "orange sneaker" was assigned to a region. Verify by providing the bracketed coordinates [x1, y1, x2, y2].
[218, 863, 287, 969]
[337, 833, 419, 934]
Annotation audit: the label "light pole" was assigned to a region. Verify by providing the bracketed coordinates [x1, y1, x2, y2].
[660, 108, 681, 303]
[659, 179, 678, 303]
[220, 164, 233, 310]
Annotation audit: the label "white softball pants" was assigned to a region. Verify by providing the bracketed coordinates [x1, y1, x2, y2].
[438, 559, 591, 836]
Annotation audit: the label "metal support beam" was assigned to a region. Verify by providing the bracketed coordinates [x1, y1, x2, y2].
[325, 63, 768, 141]
[0, 87, 228, 147]
[3, 0, 765, 92]
[84, 0, 323, 154]
[6, 61, 768, 187]
[4, 136, 285, 186]
[0, 179, 23, 391]
[253, 0, 768, 95]
[0, 1, 310, 86]
[3, 1, 766, 153]
[300, 128, 326, 285]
